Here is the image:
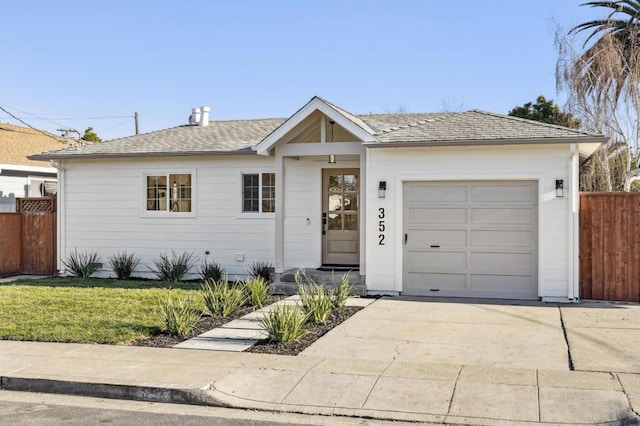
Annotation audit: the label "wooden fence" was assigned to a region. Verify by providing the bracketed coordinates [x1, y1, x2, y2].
[580, 193, 640, 302]
[0, 198, 57, 277]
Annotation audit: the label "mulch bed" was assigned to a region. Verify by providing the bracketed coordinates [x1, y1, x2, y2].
[131, 299, 363, 356]
[246, 305, 362, 356]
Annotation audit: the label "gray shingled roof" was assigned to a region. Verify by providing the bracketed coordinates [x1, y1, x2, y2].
[30, 108, 604, 160]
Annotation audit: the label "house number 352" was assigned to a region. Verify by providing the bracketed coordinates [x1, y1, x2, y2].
[378, 208, 386, 245]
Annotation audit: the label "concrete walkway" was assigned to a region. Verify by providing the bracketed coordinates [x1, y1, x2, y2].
[2, 297, 640, 424]
[175, 296, 375, 351]
[0, 275, 49, 283]
[0, 340, 637, 424]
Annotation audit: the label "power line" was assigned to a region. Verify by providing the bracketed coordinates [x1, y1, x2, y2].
[0, 104, 63, 143]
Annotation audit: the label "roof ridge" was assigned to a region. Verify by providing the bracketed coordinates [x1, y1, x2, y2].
[467, 109, 598, 137]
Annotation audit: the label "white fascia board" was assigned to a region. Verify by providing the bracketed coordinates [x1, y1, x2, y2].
[256, 97, 378, 155]
[0, 163, 57, 174]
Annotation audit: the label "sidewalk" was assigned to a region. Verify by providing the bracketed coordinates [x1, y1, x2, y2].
[0, 340, 637, 424]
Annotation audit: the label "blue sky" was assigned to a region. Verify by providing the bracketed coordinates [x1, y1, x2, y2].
[1, 1, 599, 140]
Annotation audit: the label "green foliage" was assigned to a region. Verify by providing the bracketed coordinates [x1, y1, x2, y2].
[158, 293, 201, 337]
[63, 249, 101, 279]
[508, 96, 580, 128]
[108, 252, 139, 280]
[150, 251, 196, 282]
[200, 260, 224, 282]
[243, 276, 269, 308]
[295, 270, 333, 324]
[249, 261, 274, 283]
[0, 278, 200, 344]
[333, 272, 352, 308]
[261, 304, 306, 343]
[201, 279, 246, 317]
[81, 126, 102, 142]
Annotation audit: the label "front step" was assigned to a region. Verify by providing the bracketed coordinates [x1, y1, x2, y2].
[270, 268, 365, 296]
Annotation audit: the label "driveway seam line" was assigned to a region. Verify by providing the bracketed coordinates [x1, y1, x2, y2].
[445, 365, 462, 417]
[536, 369, 541, 423]
[557, 306, 575, 371]
[360, 347, 397, 409]
[615, 372, 640, 418]
[279, 357, 325, 404]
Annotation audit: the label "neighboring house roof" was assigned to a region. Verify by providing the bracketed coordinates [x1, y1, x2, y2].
[29, 97, 606, 161]
[0, 123, 77, 168]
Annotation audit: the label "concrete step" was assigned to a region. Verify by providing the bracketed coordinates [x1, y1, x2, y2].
[270, 268, 365, 296]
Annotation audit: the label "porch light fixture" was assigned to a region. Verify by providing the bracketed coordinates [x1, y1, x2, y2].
[555, 179, 564, 198]
[378, 180, 387, 198]
[328, 154, 336, 164]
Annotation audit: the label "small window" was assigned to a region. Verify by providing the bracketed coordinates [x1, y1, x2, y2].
[146, 173, 192, 213]
[243, 173, 275, 213]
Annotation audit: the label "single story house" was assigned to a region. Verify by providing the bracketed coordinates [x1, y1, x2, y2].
[0, 122, 75, 212]
[31, 96, 606, 301]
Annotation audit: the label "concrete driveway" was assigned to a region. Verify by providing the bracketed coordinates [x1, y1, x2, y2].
[561, 301, 640, 373]
[302, 297, 570, 370]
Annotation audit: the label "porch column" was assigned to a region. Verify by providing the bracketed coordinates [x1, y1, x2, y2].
[275, 152, 285, 273]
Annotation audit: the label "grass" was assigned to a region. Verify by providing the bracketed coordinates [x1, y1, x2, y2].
[0, 277, 202, 344]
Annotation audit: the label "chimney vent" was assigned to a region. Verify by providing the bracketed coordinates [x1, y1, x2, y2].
[190, 107, 201, 125]
[200, 106, 210, 127]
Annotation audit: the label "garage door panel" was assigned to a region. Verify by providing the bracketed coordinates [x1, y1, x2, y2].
[406, 273, 466, 293]
[471, 184, 535, 203]
[411, 229, 467, 246]
[471, 252, 532, 272]
[471, 274, 534, 293]
[409, 207, 467, 224]
[403, 180, 538, 300]
[408, 185, 467, 203]
[471, 230, 533, 248]
[407, 250, 466, 269]
[471, 208, 533, 225]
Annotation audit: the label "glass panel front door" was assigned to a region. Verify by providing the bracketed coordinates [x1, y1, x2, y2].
[322, 169, 360, 265]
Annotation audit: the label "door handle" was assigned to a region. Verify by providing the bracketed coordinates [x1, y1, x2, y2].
[430, 245, 440, 248]
[322, 213, 327, 235]
[404, 233, 408, 244]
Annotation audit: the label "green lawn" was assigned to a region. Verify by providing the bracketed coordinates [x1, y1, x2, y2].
[0, 278, 202, 344]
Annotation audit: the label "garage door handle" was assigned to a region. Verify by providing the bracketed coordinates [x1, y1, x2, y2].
[404, 234, 408, 244]
[430, 245, 440, 248]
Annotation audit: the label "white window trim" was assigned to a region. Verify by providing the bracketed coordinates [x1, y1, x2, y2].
[140, 169, 196, 218]
[239, 171, 276, 217]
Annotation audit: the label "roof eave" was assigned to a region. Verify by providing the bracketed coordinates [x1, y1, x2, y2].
[28, 149, 258, 161]
[363, 136, 608, 148]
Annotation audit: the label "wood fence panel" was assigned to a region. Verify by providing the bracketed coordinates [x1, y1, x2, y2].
[0, 213, 21, 276]
[20, 212, 56, 275]
[580, 193, 640, 302]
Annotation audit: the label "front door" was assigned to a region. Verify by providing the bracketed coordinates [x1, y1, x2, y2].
[322, 169, 359, 265]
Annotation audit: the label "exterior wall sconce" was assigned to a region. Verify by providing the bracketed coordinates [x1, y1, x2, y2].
[378, 180, 387, 198]
[328, 154, 336, 164]
[556, 179, 564, 198]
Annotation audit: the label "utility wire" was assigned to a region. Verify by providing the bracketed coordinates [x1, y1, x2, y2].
[0, 104, 63, 143]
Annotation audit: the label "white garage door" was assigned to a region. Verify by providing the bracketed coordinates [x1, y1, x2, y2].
[403, 181, 538, 300]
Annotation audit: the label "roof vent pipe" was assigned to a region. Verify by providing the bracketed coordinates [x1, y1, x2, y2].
[200, 106, 210, 127]
[190, 107, 201, 125]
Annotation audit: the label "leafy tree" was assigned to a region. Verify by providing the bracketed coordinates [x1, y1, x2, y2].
[508, 95, 580, 128]
[81, 127, 102, 142]
[556, 1, 640, 191]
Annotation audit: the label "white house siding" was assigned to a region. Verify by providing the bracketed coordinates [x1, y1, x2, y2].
[0, 175, 29, 211]
[365, 144, 574, 300]
[60, 155, 277, 279]
[282, 157, 360, 270]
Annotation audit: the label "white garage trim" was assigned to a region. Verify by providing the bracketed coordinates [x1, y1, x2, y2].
[394, 173, 546, 297]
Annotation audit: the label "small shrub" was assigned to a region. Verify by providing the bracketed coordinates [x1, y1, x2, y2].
[108, 252, 140, 280]
[158, 293, 201, 337]
[243, 276, 269, 308]
[333, 272, 352, 308]
[298, 282, 334, 324]
[63, 249, 101, 279]
[200, 260, 224, 282]
[201, 279, 246, 317]
[261, 304, 306, 343]
[151, 251, 196, 282]
[249, 261, 274, 283]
